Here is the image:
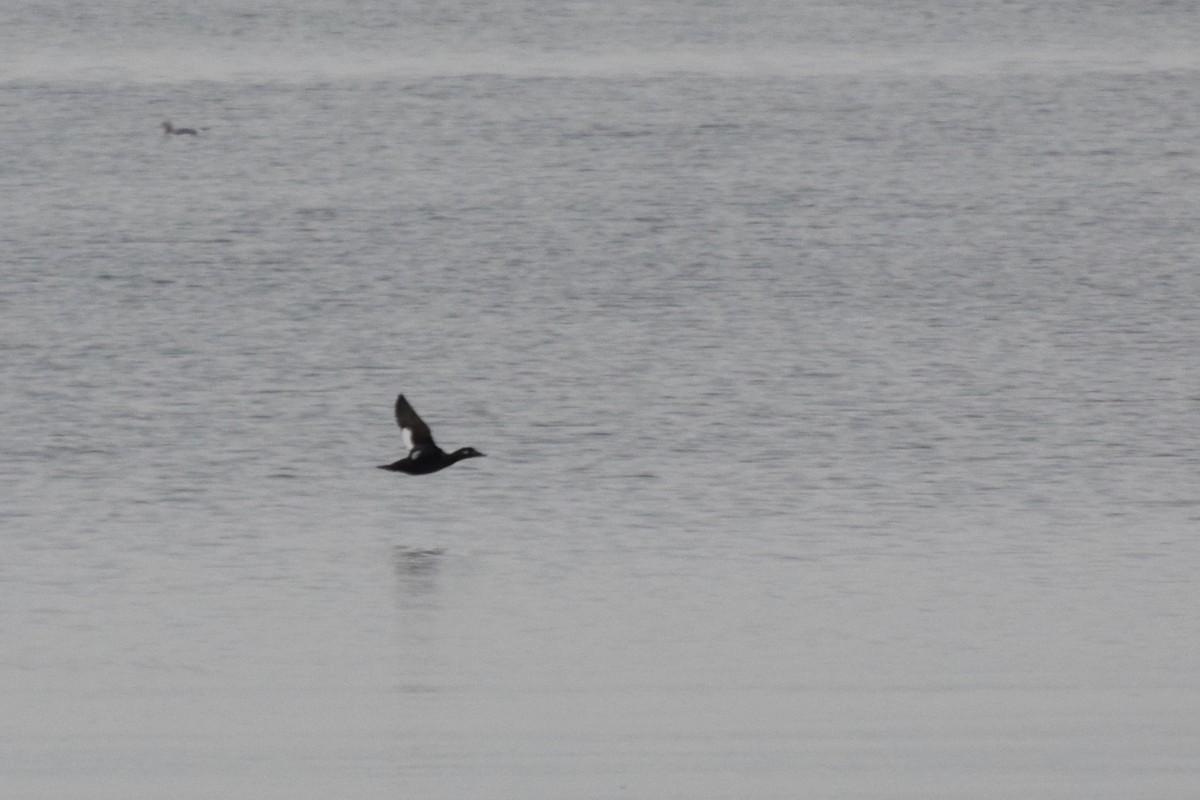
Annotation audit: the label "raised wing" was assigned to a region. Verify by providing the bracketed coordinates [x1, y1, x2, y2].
[394, 394, 436, 452]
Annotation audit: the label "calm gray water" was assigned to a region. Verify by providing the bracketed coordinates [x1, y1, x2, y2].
[3, 2, 1200, 797]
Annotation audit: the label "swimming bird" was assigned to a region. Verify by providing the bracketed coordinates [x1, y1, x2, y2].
[161, 121, 198, 136]
[378, 394, 485, 475]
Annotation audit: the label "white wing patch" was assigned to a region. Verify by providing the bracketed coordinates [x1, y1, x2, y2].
[401, 426, 416, 452]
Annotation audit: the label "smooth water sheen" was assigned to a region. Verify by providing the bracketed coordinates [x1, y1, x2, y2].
[3, 2, 1200, 798]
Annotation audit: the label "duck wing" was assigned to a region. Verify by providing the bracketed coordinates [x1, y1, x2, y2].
[394, 394, 437, 452]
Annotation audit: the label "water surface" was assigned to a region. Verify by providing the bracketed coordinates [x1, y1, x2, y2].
[3, 2, 1200, 797]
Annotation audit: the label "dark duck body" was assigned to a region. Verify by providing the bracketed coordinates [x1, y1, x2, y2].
[161, 120, 198, 135]
[378, 394, 484, 475]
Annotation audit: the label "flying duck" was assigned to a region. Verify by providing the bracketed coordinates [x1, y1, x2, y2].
[378, 394, 484, 475]
[161, 121, 198, 136]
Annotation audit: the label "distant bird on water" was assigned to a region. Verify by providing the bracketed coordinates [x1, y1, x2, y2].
[161, 120, 198, 136]
[378, 394, 485, 475]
